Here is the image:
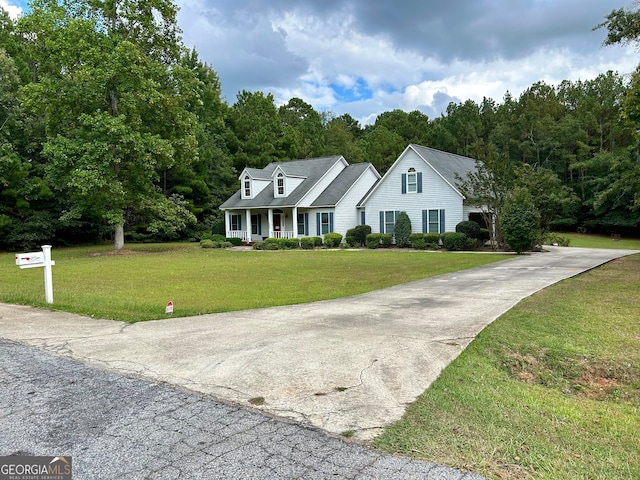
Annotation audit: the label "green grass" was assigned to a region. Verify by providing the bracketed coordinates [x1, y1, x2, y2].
[374, 254, 640, 480]
[0, 243, 510, 322]
[554, 232, 640, 250]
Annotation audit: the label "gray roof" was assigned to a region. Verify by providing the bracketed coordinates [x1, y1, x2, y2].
[219, 156, 345, 210]
[409, 144, 477, 194]
[311, 163, 374, 207]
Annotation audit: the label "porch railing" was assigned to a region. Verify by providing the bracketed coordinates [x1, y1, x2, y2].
[227, 230, 249, 241]
[270, 230, 295, 239]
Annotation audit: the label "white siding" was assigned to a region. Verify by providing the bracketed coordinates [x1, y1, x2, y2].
[298, 159, 347, 207]
[333, 167, 380, 237]
[364, 150, 465, 233]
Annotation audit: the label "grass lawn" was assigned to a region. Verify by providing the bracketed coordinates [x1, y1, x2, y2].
[0, 243, 510, 322]
[374, 253, 640, 480]
[554, 232, 640, 250]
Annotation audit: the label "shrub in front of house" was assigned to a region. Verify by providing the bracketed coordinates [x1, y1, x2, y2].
[200, 239, 215, 248]
[479, 228, 491, 242]
[394, 212, 412, 247]
[411, 238, 428, 250]
[226, 237, 242, 246]
[354, 225, 372, 247]
[300, 237, 316, 249]
[380, 233, 393, 247]
[313, 236, 323, 247]
[286, 237, 300, 249]
[409, 233, 424, 244]
[345, 228, 358, 247]
[442, 232, 473, 251]
[456, 220, 481, 240]
[252, 241, 265, 250]
[424, 233, 441, 246]
[324, 232, 343, 248]
[366, 233, 381, 249]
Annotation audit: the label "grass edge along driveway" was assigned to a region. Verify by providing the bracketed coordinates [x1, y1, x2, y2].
[374, 253, 640, 480]
[1, 243, 511, 322]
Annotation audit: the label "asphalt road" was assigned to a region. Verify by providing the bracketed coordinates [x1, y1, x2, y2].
[0, 338, 483, 479]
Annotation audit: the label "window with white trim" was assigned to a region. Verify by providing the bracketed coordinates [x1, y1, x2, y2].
[277, 173, 285, 195]
[320, 212, 330, 234]
[243, 176, 251, 197]
[297, 213, 307, 235]
[407, 168, 417, 193]
[251, 214, 261, 235]
[384, 211, 396, 234]
[230, 214, 242, 231]
[428, 209, 439, 233]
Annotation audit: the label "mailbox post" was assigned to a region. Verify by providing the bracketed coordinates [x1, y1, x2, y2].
[16, 245, 55, 304]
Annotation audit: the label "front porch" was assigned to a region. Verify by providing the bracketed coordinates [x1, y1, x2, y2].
[225, 207, 314, 242]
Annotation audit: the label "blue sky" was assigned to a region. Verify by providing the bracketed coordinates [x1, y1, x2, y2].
[2, 0, 636, 124]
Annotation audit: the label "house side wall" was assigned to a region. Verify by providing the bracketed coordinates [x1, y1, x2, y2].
[364, 150, 465, 233]
[333, 168, 380, 237]
[298, 160, 346, 208]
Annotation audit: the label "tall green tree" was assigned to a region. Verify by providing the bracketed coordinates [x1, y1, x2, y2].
[19, 0, 198, 249]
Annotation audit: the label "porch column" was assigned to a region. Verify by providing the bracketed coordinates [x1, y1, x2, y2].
[268, 209, 274, 238]
[224, 210, 230, 237]
[245, 209, 252, 242]
[292, 207, 298, 238]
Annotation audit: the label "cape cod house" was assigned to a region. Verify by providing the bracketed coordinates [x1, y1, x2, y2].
[220, 144, 482, 242]
[219, 156, 381, 242]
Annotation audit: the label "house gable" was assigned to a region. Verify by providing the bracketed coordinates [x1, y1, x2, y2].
[359, 144, 478, 234]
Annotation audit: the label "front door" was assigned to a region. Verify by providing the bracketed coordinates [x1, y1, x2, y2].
[273, 213, 282, 236]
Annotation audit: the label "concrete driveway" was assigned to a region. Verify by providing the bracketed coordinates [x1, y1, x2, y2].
[0, 246, 636, 441]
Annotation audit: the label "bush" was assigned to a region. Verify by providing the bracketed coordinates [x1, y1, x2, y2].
[409, 233, 424, 245]
[443, 232, 470, 251]
[300, 237, 316, 249]
[354, 225, 372, 246]
[200, 239, 215, 248]
[381, 233, 393, 247]
[252, 241, 265, 250]
[366, 233, 381, 249]
[412, 239, 428, 250]
[394, 212, 412, 247]
[424, 233, 441, 246]
[479, 228, 491, 242]
[542, 232, 571, 247]
[501, 187, 541, 253]
[313, 236, 323, 247]
[226, 237, 242, 246]
[285, 237, 299, 249]
[456, 220, 481, 239]
[324, 232, 343, 248]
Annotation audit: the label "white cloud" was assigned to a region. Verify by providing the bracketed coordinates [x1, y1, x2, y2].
[1, 0, 22, 19]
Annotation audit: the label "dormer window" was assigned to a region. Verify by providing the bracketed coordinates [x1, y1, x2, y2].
[243, 176, 251, 197]
[407, 168, 417, 193]
[276, 172, 285, 196]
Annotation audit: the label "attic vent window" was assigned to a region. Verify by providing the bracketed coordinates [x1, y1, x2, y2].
[277, 173, 285, 195]
[407, 168, 417, 193]
[244, 176, 251, 197]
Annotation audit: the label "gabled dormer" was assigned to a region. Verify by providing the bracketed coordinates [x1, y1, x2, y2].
[239, 168, 270, 200]
[272, 165, 306, 198]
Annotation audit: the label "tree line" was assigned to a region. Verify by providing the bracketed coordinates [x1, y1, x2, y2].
[1, 0, 639, 250]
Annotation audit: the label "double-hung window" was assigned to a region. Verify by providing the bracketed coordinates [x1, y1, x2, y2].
[422, 209, 445, 234]
[381, 211, 397, 234]
[277, 173, 285, 196]
[297, 213, 308, 236]
[321, 212, 330, 235]
[251, 214, 261, 235]
[243, 176, 251, 197]
[230, 214, 242, 231]
[407, 168, 417, 193]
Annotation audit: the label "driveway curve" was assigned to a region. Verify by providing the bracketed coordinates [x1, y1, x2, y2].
[0, 246, 636, 441]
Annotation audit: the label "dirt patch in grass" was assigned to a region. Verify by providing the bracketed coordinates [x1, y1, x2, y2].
[503, 350, 639, 402]
[87, 249, 140, 257]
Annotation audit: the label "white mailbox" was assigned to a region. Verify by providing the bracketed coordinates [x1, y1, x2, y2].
[16, 252, 46, 268]
[15, 245, 55, 304]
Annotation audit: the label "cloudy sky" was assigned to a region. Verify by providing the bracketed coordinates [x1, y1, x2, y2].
[3, 0, 637, 124]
